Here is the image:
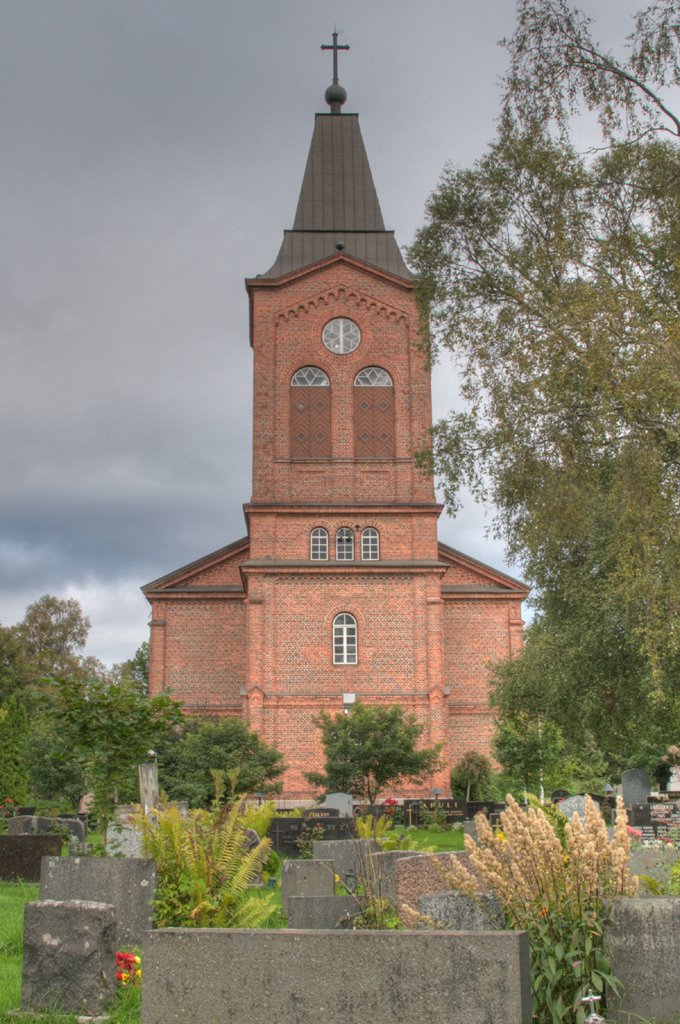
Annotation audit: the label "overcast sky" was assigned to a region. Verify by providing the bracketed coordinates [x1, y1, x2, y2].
[1, 1, 645, 664]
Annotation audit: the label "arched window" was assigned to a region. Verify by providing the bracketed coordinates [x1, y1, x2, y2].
[310, 527, 328, 561]
[336, 527, 354, 561]
[291, 367, 331, 459]
[333, 613, 357, 665]
[354, 367, 395, 458]
[361, 527, 379, 560]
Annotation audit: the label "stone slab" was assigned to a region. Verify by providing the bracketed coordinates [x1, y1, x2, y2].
[141, 928, 531, 1024]
[21, 900, 116, 1017]
[606, 896, 680, 1020]
[106, 820, 143, 858]
[418, 890, 506, 930]
[8, 815, 86, 842]
[395, 851, 478, 921]
[0, 835, 62, 881]
[41, 856, 156, 947]
[281, 858, 334, 916]
[629, 846, 680, 894]
[621, 768, 651, 808]
[366, 849, 414, 905]
[285, 895, 361, 929]
[311, 838, 378, 883]
[319, 793, 353, 818]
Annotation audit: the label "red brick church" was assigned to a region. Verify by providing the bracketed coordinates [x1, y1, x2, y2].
[144, 44, 527, 798]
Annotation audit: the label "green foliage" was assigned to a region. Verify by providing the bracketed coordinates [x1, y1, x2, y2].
[14, 594, 90, 680]
[155, 717, 285, 808]
[0, 696, 29, 803]
[305, 701, 442, 804]
[52, 675, 183, 829]
[449, 751, 494, 801]
[355, 813, 393, 842]
[239, 800, 278, 838]
[116, 641, 150, 696]
[25, 707, 85, 809]
[668, 859, 680, 896]
[408, 1, 680, 778]
[138, 799, 276, 928]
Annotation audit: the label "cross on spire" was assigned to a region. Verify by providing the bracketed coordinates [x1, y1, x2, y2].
[321, 31, 349, 85]
[321, 31, 350, 113]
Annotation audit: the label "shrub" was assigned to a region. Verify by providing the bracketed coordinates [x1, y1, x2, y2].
[442, 795, 637, 1024]
[137, 798, 276, 928]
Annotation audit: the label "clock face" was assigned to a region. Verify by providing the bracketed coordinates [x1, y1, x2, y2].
[322, 317, 361, 354]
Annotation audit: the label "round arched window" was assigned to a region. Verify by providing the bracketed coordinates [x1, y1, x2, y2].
[322, 318, 361, 354]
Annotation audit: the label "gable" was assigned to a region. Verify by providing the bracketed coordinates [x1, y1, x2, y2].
[438, 542, 529, 596]
[142, 537, 249, 596]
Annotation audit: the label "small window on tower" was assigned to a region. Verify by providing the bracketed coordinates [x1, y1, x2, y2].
[322, 318, 361, 354]
[333, 613, 357, 665]
[361, 527, 379, 560]
[310, 527, 329, 560]
[336, 527, 354, 561]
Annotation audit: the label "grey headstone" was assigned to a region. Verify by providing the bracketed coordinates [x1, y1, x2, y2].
[418, 890, 506, 930]
[141, 929, 532, 1024]
[629, 847, 680, 895]
[286, 895, 361, 929]
[138, 762, 160, 815]
[0, 834, 62, 881]
[621, 768, 651, 808]
[7, 814, 85, 842]
[281, 859, 334, 916]
[606, 897, 680, 1020]
[367, 850, 415, 905]
[312, 838, 378, 883]
[40, 855, 156, 947]
[319, 793, 354, 817]
[556, 795, 599, 821]
[668, 767, 680, 792]
[21, 899, 116, 1017]
[106, 820, 144, 857]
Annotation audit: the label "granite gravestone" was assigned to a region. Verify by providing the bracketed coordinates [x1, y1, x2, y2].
[621, 768, 651, 808]
[319, 793, 354, 817]
[0, 835, 62, 881]
[556, 795, 600, 821]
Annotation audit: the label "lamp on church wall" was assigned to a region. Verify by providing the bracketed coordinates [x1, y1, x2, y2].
[343, 692, 356, 716]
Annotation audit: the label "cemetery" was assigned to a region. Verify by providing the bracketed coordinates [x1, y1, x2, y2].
[1, 765, 680, 1024]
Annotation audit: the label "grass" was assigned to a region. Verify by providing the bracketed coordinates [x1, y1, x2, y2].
[402, 827, 465, 852]
[0, 882, 141, 1024]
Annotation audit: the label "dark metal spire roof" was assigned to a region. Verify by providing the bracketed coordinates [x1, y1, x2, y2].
[260, 112, 412, 281]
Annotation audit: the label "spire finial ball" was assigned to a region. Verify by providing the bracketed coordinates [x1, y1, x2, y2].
[325, 82, 347, 108]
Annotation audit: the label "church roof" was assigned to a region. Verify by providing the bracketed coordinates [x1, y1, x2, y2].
[260, 113, 412, 281]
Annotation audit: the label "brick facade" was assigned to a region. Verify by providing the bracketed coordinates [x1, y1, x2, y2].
[143, 102, 528, 799]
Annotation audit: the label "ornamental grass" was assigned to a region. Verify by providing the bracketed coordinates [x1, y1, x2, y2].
[443, 795, 637, 1024]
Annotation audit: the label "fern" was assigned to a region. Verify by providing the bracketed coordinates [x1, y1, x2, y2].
[136, 799, 276, 928]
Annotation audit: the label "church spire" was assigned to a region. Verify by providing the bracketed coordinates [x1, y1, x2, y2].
[258, 36, 411, 281]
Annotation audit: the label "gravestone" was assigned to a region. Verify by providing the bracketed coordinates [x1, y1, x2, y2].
[629, 846, 680, 894]
[286, 895, 361, 929]
[606, 897, 680, 1021]
[621, 768, 651, 808]
[0, 834, 62, 881]
[367, 850, 415, 905]
[418, 891, 506, 931]
[312, 838, 378, 884]
[319, 792, 354, 817]
[667, 767, 680, 793]
[281, 858, 334, 916]
[138, 762, 160, 815]
[7, 814, 86, 842]
[550, 789, 571, 802]
[302, 807, 340, 819]
[268, 815, 353, 857]
[41, 855, 156, 947]
[628, 803, 652, 828]
[556, 795, 599, 821]
[141, 929, 532, 1024]
[21, 899, 116, 1017]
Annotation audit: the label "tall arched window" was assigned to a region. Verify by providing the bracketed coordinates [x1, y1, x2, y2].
[361, 527, 379, 560]
[310, 527, 328, 560]
[291, 366, 330, 459]
[333, 613, 357, 665]
[336, 527, 354, 561]
[354, 367, 394, 458]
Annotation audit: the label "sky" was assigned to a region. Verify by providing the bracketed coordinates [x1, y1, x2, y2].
[1, 1, 646, 665]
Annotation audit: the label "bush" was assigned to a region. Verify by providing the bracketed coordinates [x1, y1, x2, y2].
[443, 795, 637, 1024]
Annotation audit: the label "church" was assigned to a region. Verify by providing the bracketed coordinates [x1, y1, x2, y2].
[143, 40, 527, 798]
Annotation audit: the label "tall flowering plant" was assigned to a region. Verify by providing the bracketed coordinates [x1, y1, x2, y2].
[443, 795, 637, 1024]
